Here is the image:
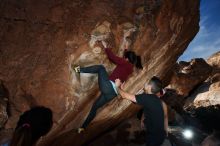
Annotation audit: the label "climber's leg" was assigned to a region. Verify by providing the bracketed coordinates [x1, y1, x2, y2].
[81, 65, 113, 94]
[81, 91, 116, 129]
[81, 94, 106, 128]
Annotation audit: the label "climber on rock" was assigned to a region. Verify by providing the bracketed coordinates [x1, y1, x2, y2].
[117, 76, 170, 146]
[73, 41, 143, 134]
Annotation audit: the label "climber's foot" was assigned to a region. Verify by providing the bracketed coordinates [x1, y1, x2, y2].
[71, 65, 81, 81]
[73, 65, 80, 73]
[78, 128, 85, 134]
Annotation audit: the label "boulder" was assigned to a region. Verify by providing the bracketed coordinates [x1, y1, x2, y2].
[168, 59, 212, 97]
[0, 0, 200, 145]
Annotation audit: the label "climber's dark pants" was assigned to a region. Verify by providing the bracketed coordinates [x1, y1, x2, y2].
[80, 65, 117, 128]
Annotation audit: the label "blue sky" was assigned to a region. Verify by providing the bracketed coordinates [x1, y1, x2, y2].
[179, 0, 220, 61]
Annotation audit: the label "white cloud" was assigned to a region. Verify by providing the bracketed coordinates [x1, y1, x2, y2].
[213, 38, 220, 46]
[198, 27, 209, 37]
[190, 46, 207, 53]
[187, 44, 219, 59]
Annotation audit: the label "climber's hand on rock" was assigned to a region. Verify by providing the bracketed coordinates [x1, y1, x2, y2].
[101, 40, 108, 48]
[94, 41, 104, 49]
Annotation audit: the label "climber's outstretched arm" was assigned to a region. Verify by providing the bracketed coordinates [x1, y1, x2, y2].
[95, 41, 126, 65]
[105, 48, 126, 65]
[117, 82, 136, 103]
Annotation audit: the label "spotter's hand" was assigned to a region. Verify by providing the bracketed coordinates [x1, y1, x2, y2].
[120, 82, 126, 90]
[115, 79, 122, 87]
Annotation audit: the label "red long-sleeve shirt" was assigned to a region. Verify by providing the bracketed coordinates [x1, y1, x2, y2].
[105, 48, 133, 82]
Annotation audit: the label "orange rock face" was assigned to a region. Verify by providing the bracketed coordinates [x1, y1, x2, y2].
[207, 51, 220, 69]
[0, 0, 200, 145]
[184, 53, 220, 109]
[160, 59, 212, 115]
[168, 59, 212, 97]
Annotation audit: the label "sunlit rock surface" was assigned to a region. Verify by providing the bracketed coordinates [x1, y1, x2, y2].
[182, 52, 220, 139]
[158, 53, 220, 145]
[0, 0, 200, 145]
[184, 53, 220, 109]
[207, 51, 220, 69]
[161, 58, 212, 114]
[168, 59, 212, 97]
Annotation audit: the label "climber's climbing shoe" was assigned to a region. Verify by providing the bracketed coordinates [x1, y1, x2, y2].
[71, 65, 81, 82]
[78, 127, 85, 134]
[73, 66, 80, 73]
